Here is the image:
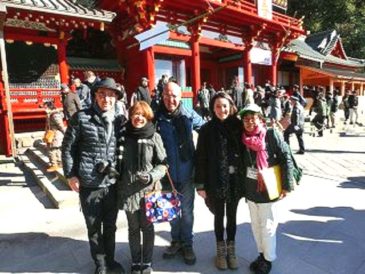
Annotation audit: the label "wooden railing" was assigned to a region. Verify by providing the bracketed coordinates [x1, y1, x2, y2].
[1, 88, 62, 119]
[212, 0, 302, 30]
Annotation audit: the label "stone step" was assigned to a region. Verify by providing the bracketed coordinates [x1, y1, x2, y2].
[22, 148, 78, 209]
[15, 131, 44, 149]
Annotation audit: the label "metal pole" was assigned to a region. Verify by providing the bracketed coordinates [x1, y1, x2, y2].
[0, 4, 17, 158]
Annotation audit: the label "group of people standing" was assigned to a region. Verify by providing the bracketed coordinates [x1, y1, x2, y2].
[55, 73, 298, 274]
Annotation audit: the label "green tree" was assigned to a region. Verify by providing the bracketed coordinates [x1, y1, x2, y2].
[288, 0, 365, 59]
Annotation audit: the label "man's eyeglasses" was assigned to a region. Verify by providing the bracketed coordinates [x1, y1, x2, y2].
[96, 91, 117, 99]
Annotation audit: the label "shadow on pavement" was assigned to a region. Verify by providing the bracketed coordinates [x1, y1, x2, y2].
[0, 232, 91, 273]
[338, 176, 365, 189]
[281, 206, 365, 274]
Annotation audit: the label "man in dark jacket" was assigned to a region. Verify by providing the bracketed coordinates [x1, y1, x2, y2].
[155, 82, 205, 265]
[284, 96, 305, 154]
[230, 78, 244, 110]
[130, 77, 152, 106]
[348, 90, 359, 125]
[62, 78, 125, 274]
[61, 83, 81, 120]
[73, 78, 92, 109]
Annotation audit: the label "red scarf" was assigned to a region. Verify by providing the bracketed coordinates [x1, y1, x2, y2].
[242, 123, 268, 192]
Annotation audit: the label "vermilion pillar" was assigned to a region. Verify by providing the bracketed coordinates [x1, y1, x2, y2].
[58, 38, 69, 84]
[191, 36, 201, 95]
[144, 47, 155, 91]
[243, 47, 252, 85]
[270, 48, 278, 86]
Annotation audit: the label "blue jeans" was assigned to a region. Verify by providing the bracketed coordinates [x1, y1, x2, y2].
[170, 180, 195, 246]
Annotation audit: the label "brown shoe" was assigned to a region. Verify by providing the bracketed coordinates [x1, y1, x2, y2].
[46, 165, 60, 172]
[215, 241, 227, 270]
[163, 241, 182, 259]
[227, 241, 238, 269]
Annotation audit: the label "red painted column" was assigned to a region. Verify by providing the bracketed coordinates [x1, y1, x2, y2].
[191, 37, 201, 96]
[270, 48, 278, 86]
[58, 38, 69, 84]
[0, 82, 11, 155]
[243, 47, 252, 85]
[144, 47, 155, 91]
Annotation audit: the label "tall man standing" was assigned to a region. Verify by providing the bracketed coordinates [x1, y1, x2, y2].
[155, 82, 205, 265]
[284, 96, 305, 154]
[62, 78, 125, 274]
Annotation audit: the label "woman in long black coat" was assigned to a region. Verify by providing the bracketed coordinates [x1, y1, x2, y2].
[195, 92, 245, 270]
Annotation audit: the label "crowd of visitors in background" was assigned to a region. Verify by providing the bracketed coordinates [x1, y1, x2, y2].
[41, 71, 362, 274]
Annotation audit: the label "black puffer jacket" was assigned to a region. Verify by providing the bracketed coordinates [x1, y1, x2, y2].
[62, 105, 125, 188]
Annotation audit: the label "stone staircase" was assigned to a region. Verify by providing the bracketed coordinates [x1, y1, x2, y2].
[20, 140, 79, 209]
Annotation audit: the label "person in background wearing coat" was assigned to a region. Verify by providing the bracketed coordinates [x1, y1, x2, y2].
[197, 82, 211, 121]
[312, 92, 327, 137]
[195, 92, 245, 270]
[329, 90, 339, 128]
[284, 96, 305, 154]
[268, 88, 282, 130]
[60, 83, 81, 121]
[155, 81, 205, 265]
[240, 104, 294, 274]
[73, 78, 92, 110]
[130, 77, 152, 106]
[62, 78, 126, 274]
[43, 101, 66, 172]
[117, 101, 167, 274]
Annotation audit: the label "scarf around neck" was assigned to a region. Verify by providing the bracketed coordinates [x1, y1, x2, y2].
[242, 123, 268, 170]
[242, 123, 268, 192]
[125, 121, 155, 139]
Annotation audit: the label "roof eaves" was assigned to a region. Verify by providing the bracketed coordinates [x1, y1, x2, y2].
[4, 2, 116, 23]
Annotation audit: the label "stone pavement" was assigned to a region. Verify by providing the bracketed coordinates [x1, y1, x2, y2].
[0, 128, 365, 274]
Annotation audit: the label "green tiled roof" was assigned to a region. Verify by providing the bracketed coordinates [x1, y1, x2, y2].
[284, 38, 324, 63]
[157, 39, 190, 49]
[284, 38, 364, 68]
[67, 57, 121, 71]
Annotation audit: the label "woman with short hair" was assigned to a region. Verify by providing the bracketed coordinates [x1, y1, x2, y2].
[117, 101, 167, 274]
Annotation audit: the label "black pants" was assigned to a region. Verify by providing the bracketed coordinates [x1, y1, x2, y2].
[79, 185, 119, 267]
[344, 108, 350, 120]
[284, 126, 305, 152]
[214, 198, 239, 242]
[312, 115, 325, 136]
[126, 208, 154, 264]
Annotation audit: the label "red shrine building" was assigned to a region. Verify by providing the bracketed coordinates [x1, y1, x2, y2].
[1, 0, 308, 155]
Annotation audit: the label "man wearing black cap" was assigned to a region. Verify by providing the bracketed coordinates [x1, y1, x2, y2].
[130, 77, 152, 106]
[62, 78, 125, 274]
[284, 96, 305, 154]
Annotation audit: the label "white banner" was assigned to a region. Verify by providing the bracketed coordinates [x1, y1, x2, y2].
[250, 47, 272, 66]
[257, 0, 273, 20]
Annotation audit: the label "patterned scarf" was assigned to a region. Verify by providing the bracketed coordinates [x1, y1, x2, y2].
[242, 123, 268, 192]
